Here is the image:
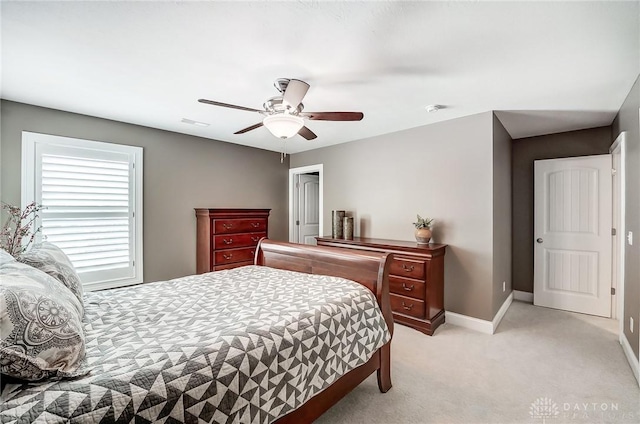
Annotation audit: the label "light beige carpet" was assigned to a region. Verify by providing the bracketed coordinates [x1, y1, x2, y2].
[315, 301, 640, 424]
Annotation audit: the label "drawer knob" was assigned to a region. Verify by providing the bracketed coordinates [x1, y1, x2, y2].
[251, 236, 260, 242]
[402, 283, 414, 291]
[250, 250, 255, 256]
[401, 302, 414, 311]
[223, 223, 233, 230]
[402, 264, 415, 272]
[223, 238, 233, 245]
[251, 222, 260, 228]
[223, 253, 233, 260]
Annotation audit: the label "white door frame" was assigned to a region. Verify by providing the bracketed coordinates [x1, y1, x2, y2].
[610, 132, 626, 336]
[611, 128, 638, 387]
[289, 164, 323, 243]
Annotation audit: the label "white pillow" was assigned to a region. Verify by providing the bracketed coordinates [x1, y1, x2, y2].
[0, 249, 15, 266]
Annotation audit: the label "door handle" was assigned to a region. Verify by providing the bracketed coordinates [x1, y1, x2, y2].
[536, 238, 543, 244]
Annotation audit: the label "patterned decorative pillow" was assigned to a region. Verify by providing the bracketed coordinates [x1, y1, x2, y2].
[18, 242, 84, 310]
[0, 260, 87, 381]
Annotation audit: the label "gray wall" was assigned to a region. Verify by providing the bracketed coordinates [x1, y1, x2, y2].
[492, 115, 512, 316]
[511, 126, 613, 293]
[0, 100, 289, 283]
[291, 112, 503, 321]
[613, 75, 640, 359]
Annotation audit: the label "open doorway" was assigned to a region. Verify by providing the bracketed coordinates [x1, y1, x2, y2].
[289, 164, 323, 244]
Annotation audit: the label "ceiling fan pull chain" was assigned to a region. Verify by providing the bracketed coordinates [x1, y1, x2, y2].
[280, 140, 288, 163]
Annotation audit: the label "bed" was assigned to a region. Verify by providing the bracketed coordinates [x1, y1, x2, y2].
[1, 239, 394, 423]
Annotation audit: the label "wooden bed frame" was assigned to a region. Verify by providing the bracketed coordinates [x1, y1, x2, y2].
[254, 239, 394, 423]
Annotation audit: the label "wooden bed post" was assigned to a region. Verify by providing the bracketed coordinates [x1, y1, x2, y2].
[375, 249, 394, 393]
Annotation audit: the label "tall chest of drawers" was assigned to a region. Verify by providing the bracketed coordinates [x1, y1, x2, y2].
[316, 236, 447, 335]
[195, 208, 270, 273]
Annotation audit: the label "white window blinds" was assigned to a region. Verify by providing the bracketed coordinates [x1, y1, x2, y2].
[22, 132, 143, 290]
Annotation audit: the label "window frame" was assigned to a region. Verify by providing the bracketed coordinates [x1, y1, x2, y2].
[22, 131, 143, 291]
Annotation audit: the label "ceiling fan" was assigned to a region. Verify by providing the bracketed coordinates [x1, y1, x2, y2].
[198, 78, 364, 141]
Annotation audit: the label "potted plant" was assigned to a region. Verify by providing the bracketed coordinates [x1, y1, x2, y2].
[413, 214, 434, 245]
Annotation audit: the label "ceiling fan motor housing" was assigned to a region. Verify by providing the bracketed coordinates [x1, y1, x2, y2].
[263, 96, 303, 115]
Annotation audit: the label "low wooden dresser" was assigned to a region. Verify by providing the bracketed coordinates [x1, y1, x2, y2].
[195, 208, 270, 273]
[316, 236, 447, 335]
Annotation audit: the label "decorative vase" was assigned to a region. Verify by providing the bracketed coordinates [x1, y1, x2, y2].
[343, 216, 354, 240]
[332, 210, 345, 238]
[415, 227, 432, 245]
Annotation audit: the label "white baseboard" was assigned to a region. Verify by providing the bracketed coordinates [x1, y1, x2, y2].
[492, 292, 513, 332]
[620, 333, 640, 387]
[513, 290, 534, 303]
[446, 311, 494, 334]
[446, 292, 513, 335]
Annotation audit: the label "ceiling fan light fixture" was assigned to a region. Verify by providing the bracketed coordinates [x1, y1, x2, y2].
[263, 114, 304, 139]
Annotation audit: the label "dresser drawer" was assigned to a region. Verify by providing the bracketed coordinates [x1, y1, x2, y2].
[214, 218, 267, 235]
[214, 247, 257, 266]
[389, 275, 425, 300]
[390, 293, 426, 319]
[214, 232, 265, 249]
[390, 257, 425, 279]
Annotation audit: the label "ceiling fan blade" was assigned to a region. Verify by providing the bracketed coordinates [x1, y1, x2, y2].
[282, 79, 310, 109]
[300, 111, 364, 121]
[298, 126, 317, 140]
[198, 99, 262, 113]
[234, 122, 264, 134]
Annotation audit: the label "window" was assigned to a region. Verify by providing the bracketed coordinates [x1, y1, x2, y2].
[22, 132, 143, 290]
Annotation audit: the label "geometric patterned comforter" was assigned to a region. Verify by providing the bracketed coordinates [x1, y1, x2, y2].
[1, 265, 391, 423]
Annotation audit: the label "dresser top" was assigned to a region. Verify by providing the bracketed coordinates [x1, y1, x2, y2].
[316, 236, 447, 253]
[195, 208, 271, 217]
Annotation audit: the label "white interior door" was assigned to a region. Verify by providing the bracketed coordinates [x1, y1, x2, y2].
[534, 155, 612, 317]
[295, 174, 319, 245]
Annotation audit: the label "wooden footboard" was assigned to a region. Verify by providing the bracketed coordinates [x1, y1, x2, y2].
[254, 239, 394, 423]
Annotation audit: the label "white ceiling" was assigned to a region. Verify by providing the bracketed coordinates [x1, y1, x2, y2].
[1, 1, 638, 154]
